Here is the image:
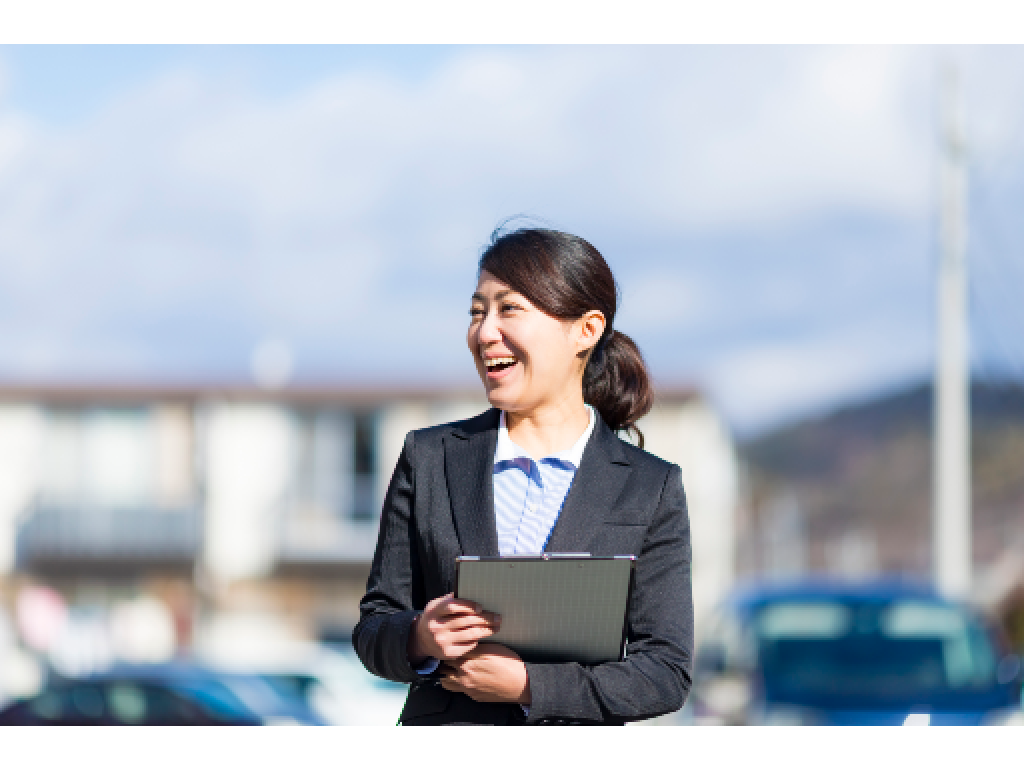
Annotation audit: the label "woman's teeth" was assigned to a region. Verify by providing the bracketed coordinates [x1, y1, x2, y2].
[486, 356, 517, 372]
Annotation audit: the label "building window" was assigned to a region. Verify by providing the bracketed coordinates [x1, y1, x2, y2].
[41, 407, 157, 508]
[352, 410, 377, 521]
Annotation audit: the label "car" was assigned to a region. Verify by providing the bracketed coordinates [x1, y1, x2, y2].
[691, 580, 1024, 725]
[0, 661, 322, 725]
[203, 643, 408, 725]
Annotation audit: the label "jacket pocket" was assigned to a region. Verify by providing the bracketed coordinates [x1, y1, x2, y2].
[602, 509, 647, 526]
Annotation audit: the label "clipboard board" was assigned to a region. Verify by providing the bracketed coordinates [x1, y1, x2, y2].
[455, 554, 636, 664]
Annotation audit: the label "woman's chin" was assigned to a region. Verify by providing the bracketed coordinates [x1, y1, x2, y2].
[485, 391, 516, 412]
[484, 383, 523, 413]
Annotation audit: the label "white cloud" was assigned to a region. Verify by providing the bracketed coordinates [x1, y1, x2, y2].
[0, 46, 1022, 429]
[705, 321, 931, 434]
[617, 271, 710, 332]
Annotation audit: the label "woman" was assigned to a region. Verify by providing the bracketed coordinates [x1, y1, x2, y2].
[353, 228, 693, 725]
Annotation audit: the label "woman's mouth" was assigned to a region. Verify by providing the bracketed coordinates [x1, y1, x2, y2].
[484, 356, 518, 378]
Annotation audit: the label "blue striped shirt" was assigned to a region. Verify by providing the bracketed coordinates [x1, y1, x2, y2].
[493, 406, 596, 555]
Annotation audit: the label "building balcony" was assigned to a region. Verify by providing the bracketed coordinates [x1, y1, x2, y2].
[277, 514, 379, 560]
[16, 502, 201, 575]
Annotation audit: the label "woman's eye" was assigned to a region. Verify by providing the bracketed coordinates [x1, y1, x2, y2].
[501, 303, 521, 314]
[469, 307, 484, 318]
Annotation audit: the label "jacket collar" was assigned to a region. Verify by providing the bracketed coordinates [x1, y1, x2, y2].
[444, 408, 501, 556]
[544, 415, 632, 553]
[443, 407, 633, 557]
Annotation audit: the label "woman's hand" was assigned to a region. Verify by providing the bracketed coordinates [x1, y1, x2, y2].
[439, 644, 531, 705]
[407, 593, 501, 664]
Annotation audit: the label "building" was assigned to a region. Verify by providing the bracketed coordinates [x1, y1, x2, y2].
[0, 383, 738, 668]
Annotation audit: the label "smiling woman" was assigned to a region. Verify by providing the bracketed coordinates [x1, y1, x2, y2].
[471, 229, 653, 450]
[353, 227, 694, 725]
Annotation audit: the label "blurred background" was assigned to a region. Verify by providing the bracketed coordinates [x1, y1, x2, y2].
[1, 44, 1023, 725]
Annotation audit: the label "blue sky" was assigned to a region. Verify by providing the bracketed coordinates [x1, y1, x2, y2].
[2, 45, 1024, 434]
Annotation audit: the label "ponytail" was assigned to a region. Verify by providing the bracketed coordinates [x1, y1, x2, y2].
[583, 330, 653, 448]
[479, 226, 654, 448]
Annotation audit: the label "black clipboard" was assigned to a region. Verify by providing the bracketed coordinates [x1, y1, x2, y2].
[455, 554, 637, 664]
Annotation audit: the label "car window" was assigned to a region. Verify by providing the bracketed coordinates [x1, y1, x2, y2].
[107, 683, 147, 724]
[29, 685, 106, 723]
[174, 680, 255, 722]
[698, 607, 755, 673]
[262, 674, 317, 701]
[71, 685, 105, 720]
[755, 598, 1001, 705]
[881, 601, 997, 688]
[221, 676, 286, 714]
[29, 691, 65, 721]
[106, 681, 208, 724]
[757, 602, 851, 638]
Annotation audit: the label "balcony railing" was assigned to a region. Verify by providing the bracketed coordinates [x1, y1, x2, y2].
[277, 513, 380, 566]
[16, 498, 380, 574]
[16, 502, 201, 570]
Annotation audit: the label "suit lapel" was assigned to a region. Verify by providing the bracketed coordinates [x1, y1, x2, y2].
[544, 417, 632, 553]
[444, 409, 501, 557]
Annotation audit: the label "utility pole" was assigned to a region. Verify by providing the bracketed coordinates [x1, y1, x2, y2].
[933, 61, 971, 598]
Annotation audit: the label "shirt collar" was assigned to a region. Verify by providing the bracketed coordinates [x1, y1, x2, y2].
[494, 405, 596, 468]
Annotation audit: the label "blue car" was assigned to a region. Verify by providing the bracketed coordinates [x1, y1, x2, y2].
[691, 580, 1023, 725]
[0, 661, 326, 726]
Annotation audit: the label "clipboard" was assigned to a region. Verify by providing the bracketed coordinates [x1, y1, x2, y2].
[455, 554, 636, 664]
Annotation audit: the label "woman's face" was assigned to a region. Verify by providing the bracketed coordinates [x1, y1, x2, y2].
[468, 270, 604, 415]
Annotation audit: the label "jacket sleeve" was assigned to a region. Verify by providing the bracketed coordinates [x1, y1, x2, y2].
[351, 431, 426, 684]
[523, 463, 694, 724]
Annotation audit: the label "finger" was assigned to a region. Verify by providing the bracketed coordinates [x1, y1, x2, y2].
[437, 599, 484, 617]
[441, 615, 499, 632]
[423, 593, 453, 615]
[446, 626, 497, 643]
[444, 631, 494, 650]
[440, 677, 466, 694]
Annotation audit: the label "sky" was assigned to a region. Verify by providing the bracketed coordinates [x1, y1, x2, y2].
[2, 45, 1024, 435]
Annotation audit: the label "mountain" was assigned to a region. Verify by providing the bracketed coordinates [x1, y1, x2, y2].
[739, 381, 1024, 582]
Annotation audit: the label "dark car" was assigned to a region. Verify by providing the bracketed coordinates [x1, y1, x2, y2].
[692, 580, 1024, 725]
[0, 662, 317, 725]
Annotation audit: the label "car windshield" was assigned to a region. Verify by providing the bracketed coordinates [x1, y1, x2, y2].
[754, 598, 1000, 708]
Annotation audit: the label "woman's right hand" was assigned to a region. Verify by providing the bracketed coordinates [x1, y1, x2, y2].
[408, 593, 501, 664]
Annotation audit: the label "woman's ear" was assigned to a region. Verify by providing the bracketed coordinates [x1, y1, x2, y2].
[575, 310, 607, 356]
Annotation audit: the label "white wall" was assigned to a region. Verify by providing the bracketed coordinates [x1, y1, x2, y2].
[202, 403, 296, 584]
[637, 398, 739, 629]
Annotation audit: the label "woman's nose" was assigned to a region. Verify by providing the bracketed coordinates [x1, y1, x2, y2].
[477, 310, 502, 343]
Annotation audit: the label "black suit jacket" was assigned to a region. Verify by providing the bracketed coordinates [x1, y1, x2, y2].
[352, 408, 694, 725]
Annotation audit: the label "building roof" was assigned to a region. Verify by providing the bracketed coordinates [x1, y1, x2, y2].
[0, 379, 700, 406]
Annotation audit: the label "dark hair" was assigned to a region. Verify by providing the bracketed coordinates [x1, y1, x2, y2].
[478, 227, 653, 446]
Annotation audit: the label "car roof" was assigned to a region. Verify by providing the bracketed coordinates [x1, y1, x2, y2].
[71, 661, 248, 684]
[724, 578, 951, 615]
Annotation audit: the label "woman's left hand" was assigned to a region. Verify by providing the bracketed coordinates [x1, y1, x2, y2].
[439, 644, 531, 705]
